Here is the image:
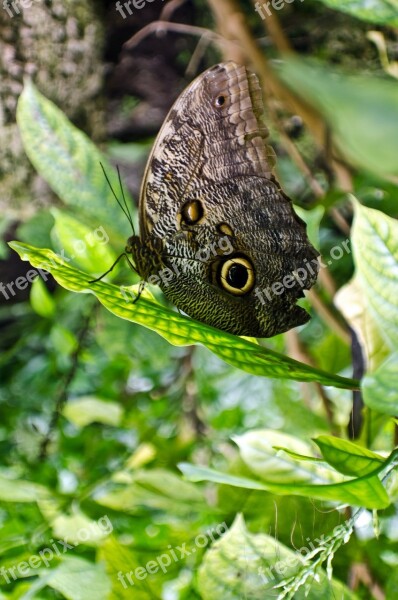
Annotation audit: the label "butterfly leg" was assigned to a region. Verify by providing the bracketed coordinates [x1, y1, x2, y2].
[131, 280, 147, 305]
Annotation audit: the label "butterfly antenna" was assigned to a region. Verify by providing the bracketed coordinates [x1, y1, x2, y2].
[117, 165, 136, 236]
[99, 162, 135, 233]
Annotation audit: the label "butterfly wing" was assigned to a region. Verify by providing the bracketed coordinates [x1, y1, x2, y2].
[137, 62, 319, 337]
[139, 63, 279, 235]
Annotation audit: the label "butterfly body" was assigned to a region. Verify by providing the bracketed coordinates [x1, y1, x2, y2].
[127, 62, 319, 337]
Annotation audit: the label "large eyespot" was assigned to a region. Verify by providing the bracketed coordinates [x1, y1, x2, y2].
[216, 256, 255, 296]
[180, 200, 204, 225]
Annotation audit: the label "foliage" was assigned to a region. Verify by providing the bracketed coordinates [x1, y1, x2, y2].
[1, 1, 398, 599]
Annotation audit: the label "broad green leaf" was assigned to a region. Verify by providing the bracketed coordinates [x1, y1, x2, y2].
[351, 201, 398, 352]
[180, 432, 394, 508]
[46, 556, 111, 600]
[30, 277, 56, 319]
[234, 430, 343, 485]
[127, 469, 204, 502]
[294, 205, 324, 251]
[16, 209, 54, 249]
[51, 209, 117, 276]
[37, 495, 65, 524]
[9, 242, 359, 389]
[314, 435, 384, 477]
[278, 59, 398, 179]
[125, 443, 157, 469]
[16, 81, 132, 246]
[51, 512, 114, 546]
[179, 464, 269, 491]
[95, 469, 204, 514]
[179, 461, 390, 509]
[63, 397, 124, 428]
[312, 0, 398, 26]
[197, 514, 359, 600]
[235, 430, 390, 508]
[0, 474, 50, 503]
[335, 275, 389, 372]
[363, 352, 398, 415]
[49, 324, 77, 357]
[99, 537, 160, 599]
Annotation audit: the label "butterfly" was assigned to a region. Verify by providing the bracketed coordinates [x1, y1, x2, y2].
[110, 62, 319, 337]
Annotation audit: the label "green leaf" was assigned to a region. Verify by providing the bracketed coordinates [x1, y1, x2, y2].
[9, 242, 359, 390]
[179, 463, 269, 491]
[312, 0, 398, 26]
[95, 469, 204, 514]
[99, 537, 160, 600]
[51, 209, 117, 276]
[314, 435, 384, 477]
[197, 514, 359, 600]
[16, 80, 132, 246]
[363, 352, 398, 415]
[63, 397, 124, 428]
[277, 59, 398, 178]
[128, 469, 204, 502]
[180, 461, 390, 509]
[46, 556, 111, 600]
[271, 447, 321, 463]
[234, 430, 343, 485]
[294, 205, 324, 251]
[0, 474, 50, 503]
[335, 274, 390, 372]
[338, 202, 398, 414]
[51, 512, 114, 546]
[49, 324, 77, 357]
[235, 430, 390, 508]
[180, 430, 393, 509]
[351, 201, 398, 352]
[30, 277, 56, 319]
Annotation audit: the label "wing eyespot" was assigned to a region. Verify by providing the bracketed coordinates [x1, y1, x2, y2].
[216, 223, 234, 237]
[215, 95, 226, 108]
[180, 200, 204, 225]
[214, 255, 255, 296]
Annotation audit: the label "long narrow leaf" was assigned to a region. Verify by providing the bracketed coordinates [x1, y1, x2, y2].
[10, 242, 359, 389]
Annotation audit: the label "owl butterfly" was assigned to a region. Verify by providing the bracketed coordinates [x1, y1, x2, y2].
[125, 62, 319, 337]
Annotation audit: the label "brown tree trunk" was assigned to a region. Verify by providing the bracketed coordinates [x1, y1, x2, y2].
[0, 0, 105, 217]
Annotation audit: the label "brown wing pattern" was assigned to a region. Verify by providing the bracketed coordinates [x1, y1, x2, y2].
[194, 62, 277, 181]
[139, 62, 276, 238]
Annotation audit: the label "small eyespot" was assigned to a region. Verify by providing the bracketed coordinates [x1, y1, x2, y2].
[216, 223, 234, 237]
[216, 256, 255, 296]
[180, 200, 204, 225]
[215, 95, 226, 108]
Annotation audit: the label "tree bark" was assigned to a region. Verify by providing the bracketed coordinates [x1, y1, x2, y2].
[0, 0, 105, 216]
